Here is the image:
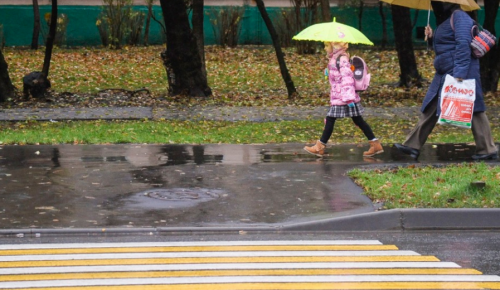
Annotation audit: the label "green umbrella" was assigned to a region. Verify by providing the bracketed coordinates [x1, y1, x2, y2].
[292, 18, 374, 46]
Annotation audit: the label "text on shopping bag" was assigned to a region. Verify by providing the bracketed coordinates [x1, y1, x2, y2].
[438, 75, 476, 129]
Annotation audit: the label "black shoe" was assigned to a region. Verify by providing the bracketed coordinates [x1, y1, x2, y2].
[394, 143, 420, 159]
[471, 152, 498, 161]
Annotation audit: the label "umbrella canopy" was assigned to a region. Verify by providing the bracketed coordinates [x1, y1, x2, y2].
[292, 18, 374, 46]
[379, 0, 480, 11]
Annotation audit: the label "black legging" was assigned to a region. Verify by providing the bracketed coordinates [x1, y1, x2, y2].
[320, 116, 376, 144]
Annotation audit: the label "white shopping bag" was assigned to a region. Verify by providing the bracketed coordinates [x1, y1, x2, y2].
[438, 74, 476, 129]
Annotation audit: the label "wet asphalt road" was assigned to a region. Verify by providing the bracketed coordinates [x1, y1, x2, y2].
[1, 142, 500, 282]
[0, 142, 496, 230]
[1, 231, 499, 277]
[2, 103, 500, 289]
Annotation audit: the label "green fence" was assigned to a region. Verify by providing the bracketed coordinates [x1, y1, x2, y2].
[0, 5, 492, 47]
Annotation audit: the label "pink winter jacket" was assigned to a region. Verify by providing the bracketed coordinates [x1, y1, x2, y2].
[327, 53, 360, 106]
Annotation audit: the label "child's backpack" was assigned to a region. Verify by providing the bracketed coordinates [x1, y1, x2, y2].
[336, 55, 371, 92]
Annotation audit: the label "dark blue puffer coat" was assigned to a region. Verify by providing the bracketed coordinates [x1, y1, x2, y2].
[421, 9, 484, 114]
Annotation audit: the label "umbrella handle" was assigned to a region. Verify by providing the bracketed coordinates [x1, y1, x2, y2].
[427, 3, 431, 26]
[425, 4, 431, 42]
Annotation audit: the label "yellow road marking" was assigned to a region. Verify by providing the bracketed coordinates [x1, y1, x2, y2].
[8, 282, 500, 290]
[0, 256, 439, 268]
[1, 241, 496, 290]
[0, 245, 398, 256]
[0, 268, 482, 281]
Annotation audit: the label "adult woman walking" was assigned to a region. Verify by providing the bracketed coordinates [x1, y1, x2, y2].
[394, 1, 497, 160]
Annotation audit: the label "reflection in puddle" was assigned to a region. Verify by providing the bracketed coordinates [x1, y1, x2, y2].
[0, 143, 495, 229]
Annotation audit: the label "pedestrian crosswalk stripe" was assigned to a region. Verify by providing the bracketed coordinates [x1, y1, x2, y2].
[2, 275, 500, 289]
[0, 262, 463, 275]
[7, 283, 500, 290]
[0, 245, 398, 256]
[0, 240, 498, 290]
[0, 250, 421, 261]
[0, 255, 440, 268]
[0, 268, 482, 282]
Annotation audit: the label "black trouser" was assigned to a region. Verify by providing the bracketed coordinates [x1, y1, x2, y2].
[320, 116, 375, 144]
[403, 97, 497, 154]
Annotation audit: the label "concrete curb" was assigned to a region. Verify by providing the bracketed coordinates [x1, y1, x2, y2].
[282, 209, 500, 231]
[1, 209, 500, 237]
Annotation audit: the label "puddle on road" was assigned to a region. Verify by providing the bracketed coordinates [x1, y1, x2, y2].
[0, 143, 492, 229]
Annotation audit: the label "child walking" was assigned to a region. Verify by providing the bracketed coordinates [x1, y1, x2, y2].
[304, 41, 383, 157]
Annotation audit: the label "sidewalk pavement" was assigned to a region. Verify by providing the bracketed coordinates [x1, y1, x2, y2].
[0, 106, 421, 122]
[0, 105, 499, 236]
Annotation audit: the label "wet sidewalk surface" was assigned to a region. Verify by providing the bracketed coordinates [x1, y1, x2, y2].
[0, 142, 493, 230]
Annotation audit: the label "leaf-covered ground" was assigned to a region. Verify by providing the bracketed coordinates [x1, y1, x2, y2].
[4, 45, 499, 109]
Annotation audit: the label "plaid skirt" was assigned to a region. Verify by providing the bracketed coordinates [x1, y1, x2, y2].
[326, 103, 365, 118]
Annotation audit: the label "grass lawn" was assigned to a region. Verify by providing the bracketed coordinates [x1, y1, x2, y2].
[349, 162, 500, 209]
[1, 117, 500, 145]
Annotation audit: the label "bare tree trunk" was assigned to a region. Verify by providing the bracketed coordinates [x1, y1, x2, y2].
[159, 0, 211, 97]
[192, 0, 207, 80]
[378, 2, 388, 49]
[319, 0, 331, 22]
[0, 48, 14, 102]
[31, 0, 40, 50]
[42, 0, 57, 77]
[292, 0, 316, 54]
[391, 5, 422, 87]
[144, 1, 153, 46]
[23, 0, 56, 99]
[254, 0, 297, 98]
[480, 0, 499, 92]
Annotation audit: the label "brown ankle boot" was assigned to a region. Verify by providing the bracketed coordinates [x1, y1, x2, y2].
[364, 140, 384, 157]
[304, 140, 326, 157]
